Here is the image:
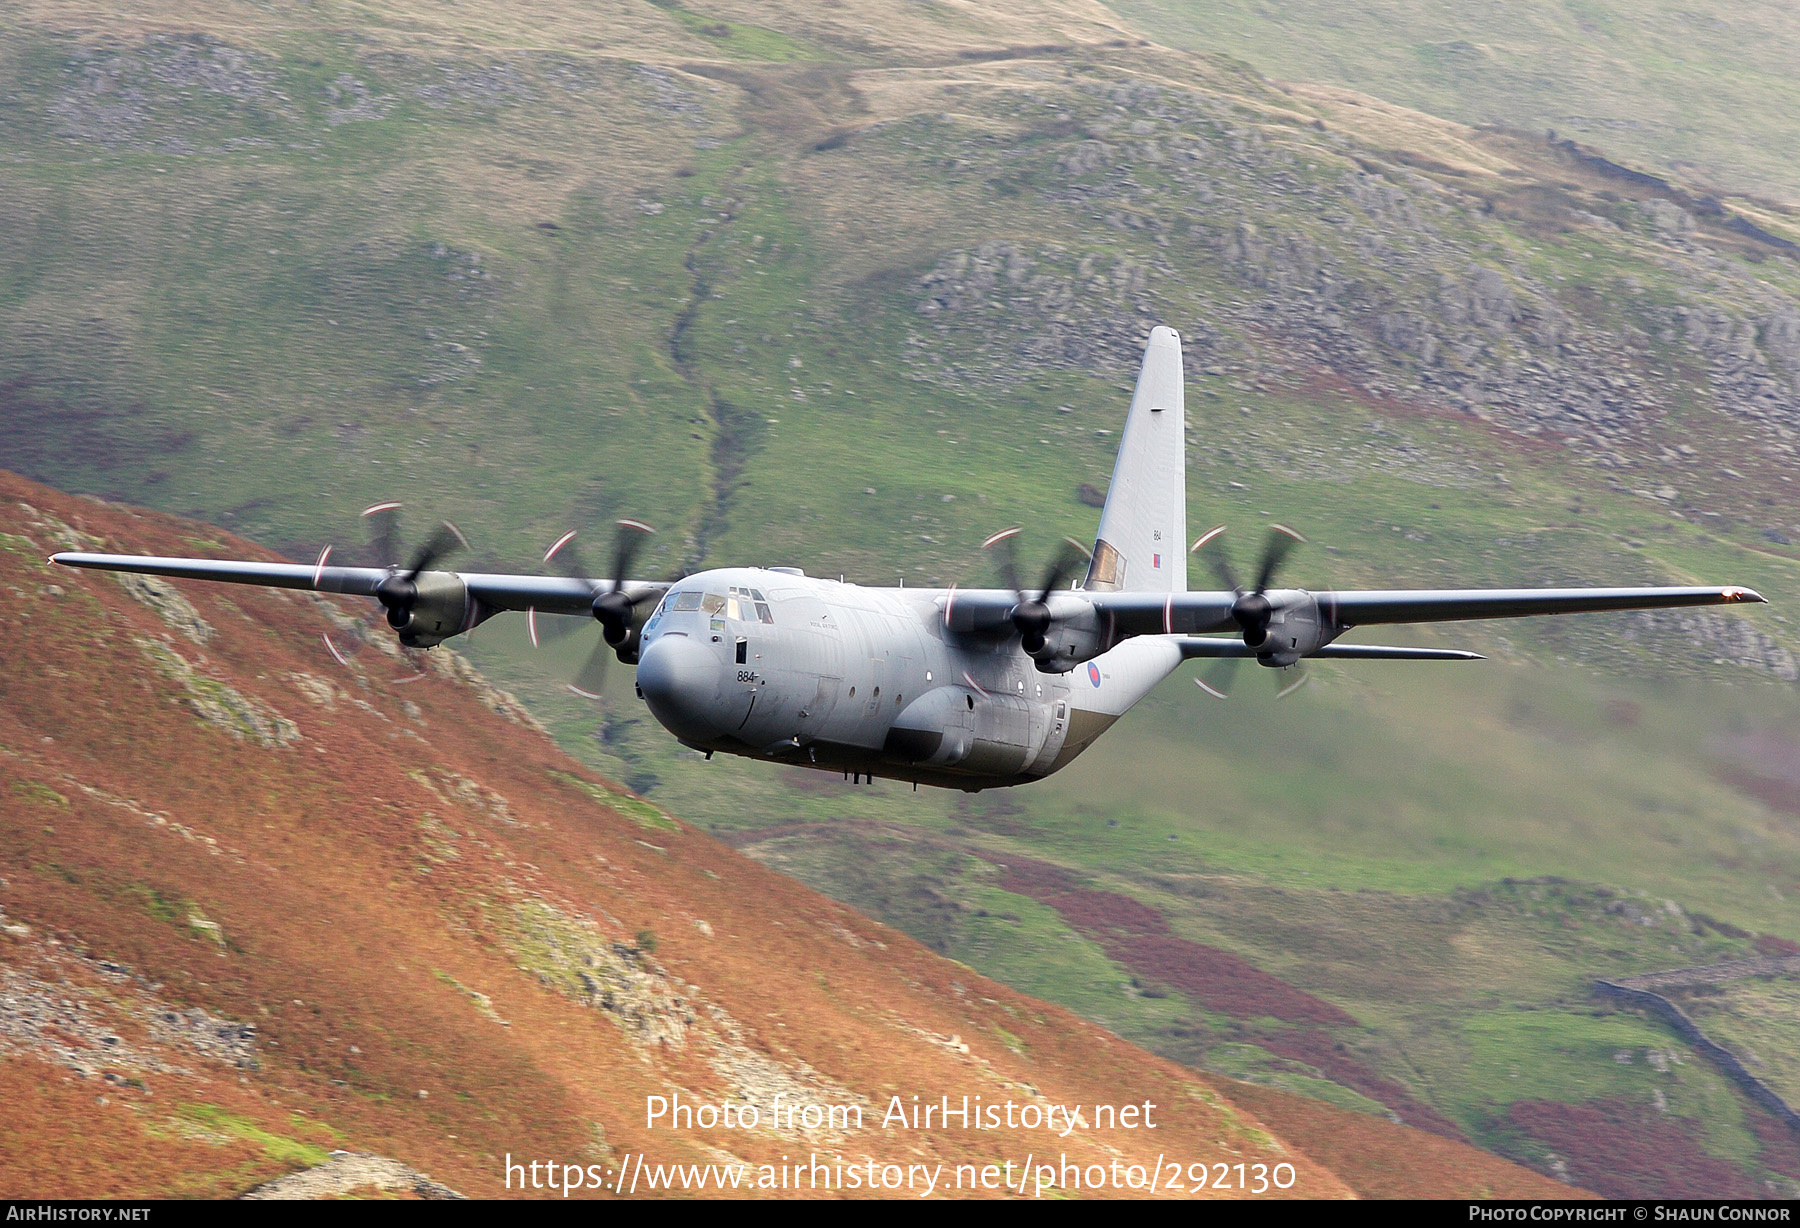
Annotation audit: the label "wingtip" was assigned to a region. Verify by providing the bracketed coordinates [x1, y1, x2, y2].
[1724, 586, 1768, 604]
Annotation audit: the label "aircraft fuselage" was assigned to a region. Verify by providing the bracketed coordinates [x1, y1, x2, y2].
[633, 566, 1180, 791]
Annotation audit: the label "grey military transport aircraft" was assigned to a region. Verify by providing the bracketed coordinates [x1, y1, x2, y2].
[54, 327, 1768, 791]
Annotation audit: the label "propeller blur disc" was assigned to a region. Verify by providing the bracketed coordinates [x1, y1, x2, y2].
[1274, 668, 1310, 700]
[543, 530, 577, 563]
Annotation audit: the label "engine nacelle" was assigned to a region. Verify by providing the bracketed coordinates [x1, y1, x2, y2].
[607, 597, 657, 665]
[1255, 591, 1338, 667]
[392, 571, 472, 649]
[1028, 595, 1107, 674]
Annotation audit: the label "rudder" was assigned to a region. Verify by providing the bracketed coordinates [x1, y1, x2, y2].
[1083, 326, 1186, 594]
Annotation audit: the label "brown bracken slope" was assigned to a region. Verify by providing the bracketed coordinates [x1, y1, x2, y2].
[0, 473, 1574, 1199]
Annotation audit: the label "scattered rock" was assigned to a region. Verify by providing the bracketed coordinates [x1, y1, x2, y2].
[506, 898, 695, 1047]
[134, 636, 300, 746]
[424, 648, 545, 732]
[240, 1153, 463, 1200]
[113, 572, 215, 644]
[324, 74, 393, 125]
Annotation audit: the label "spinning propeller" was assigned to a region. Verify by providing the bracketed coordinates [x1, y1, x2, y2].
[361, 501, 468, 630]
[313, 501, 466, 678]
[532, 519, 658, 700]
[981, 526, 1092, 654]
[1190, 523, 1310, 699]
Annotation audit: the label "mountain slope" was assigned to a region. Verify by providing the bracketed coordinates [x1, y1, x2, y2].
[1103, 0, 1800, 204]
[0, 472, 1571, 1198]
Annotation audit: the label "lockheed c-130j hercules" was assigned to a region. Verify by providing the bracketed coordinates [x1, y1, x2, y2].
[54, 327, 1768, 792]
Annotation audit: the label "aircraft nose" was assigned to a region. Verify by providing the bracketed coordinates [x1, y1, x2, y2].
[635, 634, 725, 742]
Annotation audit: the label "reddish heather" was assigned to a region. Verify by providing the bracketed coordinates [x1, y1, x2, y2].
[983, 854, 1467, 1141]
[1718, 766, 1800, 820]
[1255, 1029, 1466, 1142]
[990, 856, 1354, 1026]
[1747, 1106, 1800, 1181]
[1507, 1099, 1759, 1199]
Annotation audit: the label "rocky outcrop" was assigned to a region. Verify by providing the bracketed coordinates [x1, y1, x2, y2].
[241, 1153, 463, 1200]
[134, 635, 301, 747]
[0, 947, 258, 1078]
[903, 79, 1800, 541]
[506, 897, 697, 1048]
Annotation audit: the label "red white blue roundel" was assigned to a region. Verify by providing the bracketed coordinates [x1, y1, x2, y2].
[1087, 662, 1102, 687]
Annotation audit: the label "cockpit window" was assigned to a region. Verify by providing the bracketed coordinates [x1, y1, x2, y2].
[665, 587, 772, 622]
[726, 586, 776, 624]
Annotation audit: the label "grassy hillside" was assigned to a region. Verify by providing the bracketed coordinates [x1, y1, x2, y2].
[1106, 0, 1800, 205]
[4, 0, 1800, 1196]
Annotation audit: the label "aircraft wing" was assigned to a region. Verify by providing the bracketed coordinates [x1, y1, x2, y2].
[48, 551, 665, 616]
[1091, 584, 1764, 635]
[51, 552, 386, 596]
[1314, 585, 1765, 625]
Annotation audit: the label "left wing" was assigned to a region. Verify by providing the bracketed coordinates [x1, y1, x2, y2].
[1312, 585, 1764, 626]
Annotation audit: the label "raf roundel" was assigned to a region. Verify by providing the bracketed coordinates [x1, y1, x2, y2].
[1087, 662, 1102, 688]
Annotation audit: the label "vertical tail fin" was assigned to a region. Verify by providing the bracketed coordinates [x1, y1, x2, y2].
[1083, 326, 1186, 594]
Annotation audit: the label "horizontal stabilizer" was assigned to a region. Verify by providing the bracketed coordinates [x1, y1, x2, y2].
[1312, 644, 1485, 661]
[1177, 637, 1483, 661]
